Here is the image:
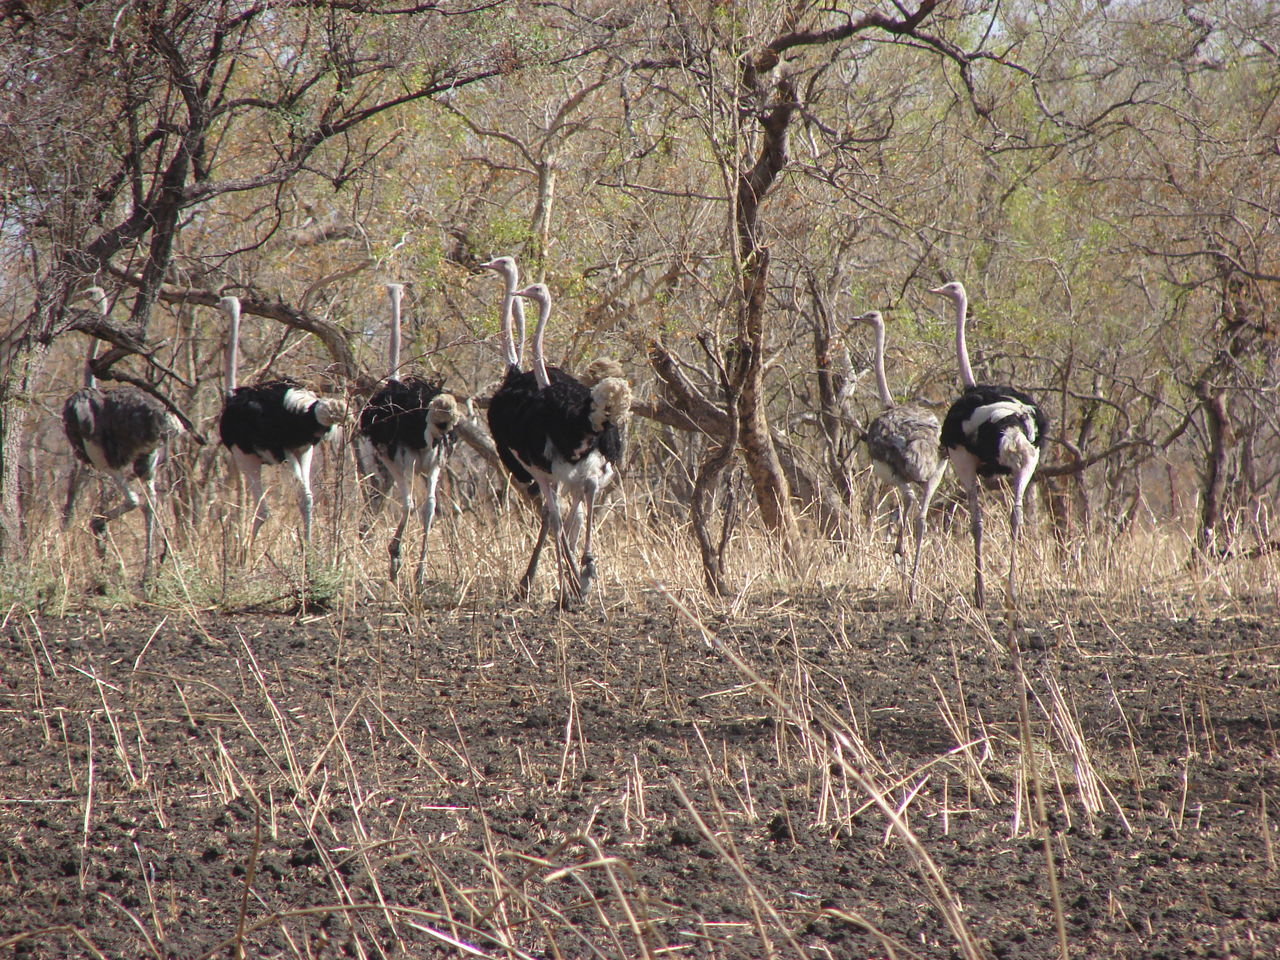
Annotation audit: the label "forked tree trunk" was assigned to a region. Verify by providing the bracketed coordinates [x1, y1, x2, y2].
[731, 250, 799, 556]
[729, 72, 800, 559]
[691, 343, 741, 597]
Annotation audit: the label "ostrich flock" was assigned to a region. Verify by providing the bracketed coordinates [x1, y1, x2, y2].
[61, 265, 1044, 608]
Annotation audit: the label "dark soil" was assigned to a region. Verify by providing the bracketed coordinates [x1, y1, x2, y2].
[2, 592, 1278, 958]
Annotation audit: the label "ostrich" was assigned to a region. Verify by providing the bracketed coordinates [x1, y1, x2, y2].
[357, 283, 461, 588]
[478, 255, 573, 501]
[217, 295, 348, 546]
[513, 282, 630, 600]
[480, 257, 629, 600]
[929, 281, 1047, 609]
[62, 286, 184, 582]
[855, 310, 946, 602]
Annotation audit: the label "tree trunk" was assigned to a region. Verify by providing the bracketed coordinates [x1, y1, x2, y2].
[0, 341, 49, 558]
[690, 344, 741, 596]
[1194, 379, 1229, 556]
[729, 73, 800, 557]
[645, 339, 849, 537]
[731, 250, 799, 554]
[1, 279, 74, 560]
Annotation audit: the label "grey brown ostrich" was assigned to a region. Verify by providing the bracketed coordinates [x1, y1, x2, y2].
[856, 309, 946, 602]
[62, 287, 184, 582]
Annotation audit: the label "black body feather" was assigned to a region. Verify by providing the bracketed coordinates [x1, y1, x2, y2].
[941, 384, 1047, 476]
[359, 376, 454, 459]
[219, 378, 334, 464]
[487, 364, 623, 495]
[63, 386, 176, 479]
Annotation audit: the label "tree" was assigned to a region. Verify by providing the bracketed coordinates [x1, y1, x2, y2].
[0, 0, 600, 555]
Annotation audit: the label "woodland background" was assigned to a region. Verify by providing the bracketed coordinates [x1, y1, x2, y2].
[2, 0, 1279, 587]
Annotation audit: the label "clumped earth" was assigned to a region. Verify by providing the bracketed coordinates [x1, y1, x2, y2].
[1, 590, 1278, 958]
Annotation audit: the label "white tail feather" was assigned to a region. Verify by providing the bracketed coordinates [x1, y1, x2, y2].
[428, 394, 461, 438]
[314, 397, 349, 428]
[998, 427, 1038, 473]
[590, 377, 631, 432]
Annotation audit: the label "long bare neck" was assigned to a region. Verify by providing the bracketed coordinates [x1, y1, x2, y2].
[223, 298, 241, 395]
[83, 337, 99, 389]
[84, 286, 108, 389]
[386, 283, 403, 379]
[953, 290, 976, 389]
[512, 295, 527, 368]
[499, 271, 520, 369]
[870, 319, 894, 409]
[531, 294, 551, 389]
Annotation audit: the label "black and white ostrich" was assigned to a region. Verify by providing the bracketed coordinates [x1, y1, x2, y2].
[480, 257, 630, 601]
[515, 282, 630, 599]
[216, 295, 348, 545]
[930, 281, 1047, 609]
[62, 287, 184, 582]
[856, 310, 947, 602]
[356, 283, 461, 588]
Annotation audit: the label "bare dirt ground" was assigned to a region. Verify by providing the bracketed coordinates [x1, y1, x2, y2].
[2, 588, 1278, 959]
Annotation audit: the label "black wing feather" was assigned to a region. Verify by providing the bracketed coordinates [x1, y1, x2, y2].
[63, 385, 176, 477]
[359, 376, 451, 459]
[219, 378, 331, 464]
[941, 384, 1047, 477]
[487, 364, 623, 495]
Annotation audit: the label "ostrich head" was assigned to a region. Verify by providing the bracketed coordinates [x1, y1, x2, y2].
[929, 280, 976, 389]
[479, 256, 518, 284]
[928, 281, 966, 302]
[480, 256, 524, 366]
[854, 310, 884, 328]
[513, 282, 552, 386]
[583, 357, 625, 387]
[512, 282, 550, 306]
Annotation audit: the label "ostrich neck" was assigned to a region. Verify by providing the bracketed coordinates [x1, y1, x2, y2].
[387, 286, 402, 379]
[225, 304, 240, 395]
[499, 275, 521, 369]
[83, 336, 99, 389]
[871, 321, 894, 409]
[531, 297, 551, 389]
[512, 295, 527, 368]
[953, 292, 976, 389]
[84, 287, 108, 389]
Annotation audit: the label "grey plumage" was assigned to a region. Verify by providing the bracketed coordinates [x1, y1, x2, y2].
[62, 287, 183, 582]
[64, 387, 181, 476]
[857, 309, 946, 602]
[865, 406, 944, 488]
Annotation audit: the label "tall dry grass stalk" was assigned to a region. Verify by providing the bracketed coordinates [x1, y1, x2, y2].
[18, 442, 1280, 618]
